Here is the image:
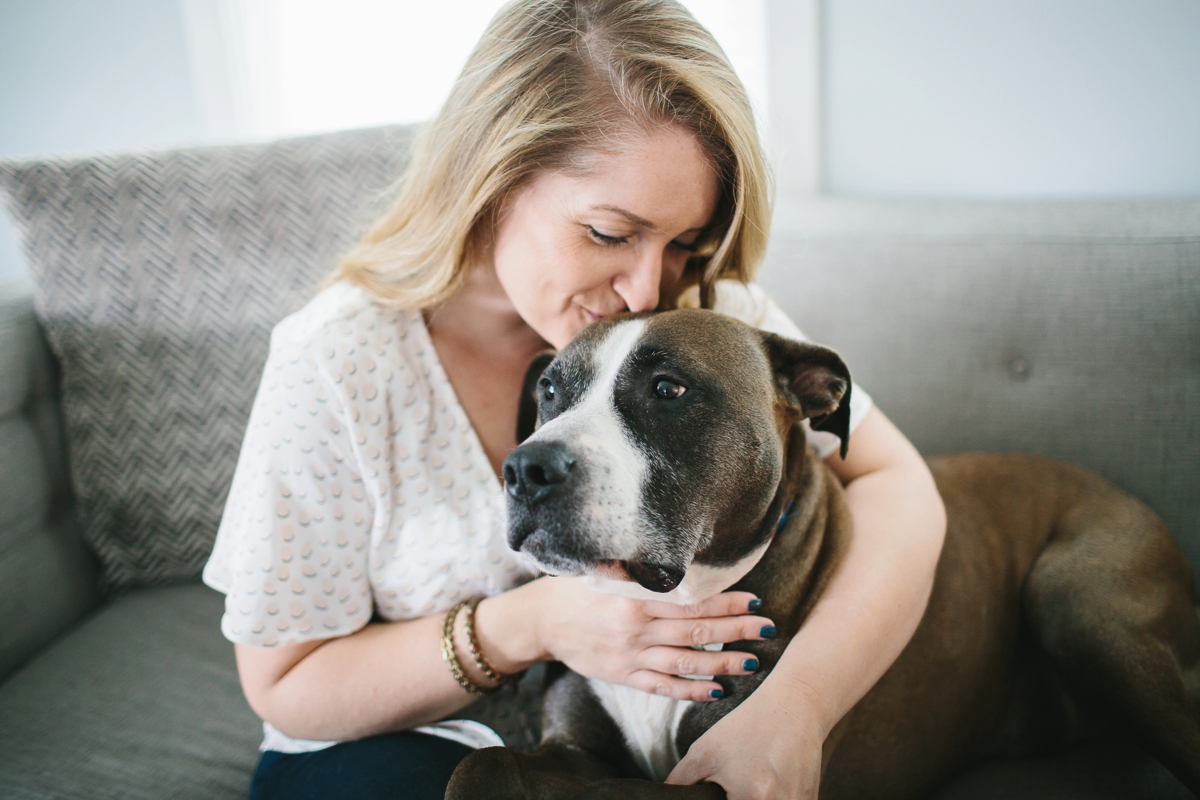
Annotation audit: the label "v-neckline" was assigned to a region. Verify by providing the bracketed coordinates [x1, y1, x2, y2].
[411, 310, 507, 493]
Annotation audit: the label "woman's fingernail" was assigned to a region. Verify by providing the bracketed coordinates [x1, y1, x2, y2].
[709, 688, 723, 699]
[759, 625, 777, 639]
[748, 598, 763, 612]
[742, 658, 759, 671]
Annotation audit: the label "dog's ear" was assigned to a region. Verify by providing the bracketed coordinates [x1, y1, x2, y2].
[516, 350, 557, 444]
[758, 332, 853, 459]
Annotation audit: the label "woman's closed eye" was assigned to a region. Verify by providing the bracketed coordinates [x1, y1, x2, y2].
[587, 225, 628, 247]
[586, 225, 700, 253]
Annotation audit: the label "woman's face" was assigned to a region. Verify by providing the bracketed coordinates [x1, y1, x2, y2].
[488, 126, 722, 350]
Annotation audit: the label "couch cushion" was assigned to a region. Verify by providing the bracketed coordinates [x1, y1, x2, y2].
[0, 582, 1188, 800]
[762, 198, 1200, 584]
[0, 583, 261, 800]
[0, 585, 1185, 796]
[0, 125, 415, 591]
[0, 277, 99, 680]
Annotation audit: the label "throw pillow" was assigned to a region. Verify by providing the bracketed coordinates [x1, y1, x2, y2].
[0, 125, 414, 592]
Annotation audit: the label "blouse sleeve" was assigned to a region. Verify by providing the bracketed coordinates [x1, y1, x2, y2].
[202, 326, 376, 648]
[702, 281, 875, 459]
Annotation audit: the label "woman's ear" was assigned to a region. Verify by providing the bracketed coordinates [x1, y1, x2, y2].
[757, 331, 853, 459]
[516, 350, 557, 444]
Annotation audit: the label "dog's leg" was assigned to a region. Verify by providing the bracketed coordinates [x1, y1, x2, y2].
[446, 669, 648, 800]
[1023, 482, 1200, 795]
[445, 742, 628, 800]
[574, 779, 726, 799]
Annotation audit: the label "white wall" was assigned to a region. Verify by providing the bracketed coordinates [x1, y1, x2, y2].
[191, 0, 766, 143]
[0, 0, 205, 278]
[822, 0, 1200, 197]
[3, 0, 1198, 282]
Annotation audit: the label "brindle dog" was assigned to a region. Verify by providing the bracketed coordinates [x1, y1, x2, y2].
[447, 309, 1200, 799]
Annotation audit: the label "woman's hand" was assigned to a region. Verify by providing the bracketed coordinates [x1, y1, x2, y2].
[666, 676, 827, 800]
[530, 576, 774, 702]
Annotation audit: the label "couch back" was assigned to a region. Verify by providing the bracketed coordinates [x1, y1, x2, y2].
[2, 126, 1197, 596]
[761, 199, 1200, 586]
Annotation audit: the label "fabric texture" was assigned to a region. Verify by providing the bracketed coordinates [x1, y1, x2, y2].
[0, 277, 99, 680]
[0, 583, 262, 800]
[202, 280, 544, 754]
[203, 282, 540, 649]
[0, 125, 416, 592]
[761, 199, 1200, 582]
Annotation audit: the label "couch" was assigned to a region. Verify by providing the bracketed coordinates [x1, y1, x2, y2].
[0, 125, 1195, 799]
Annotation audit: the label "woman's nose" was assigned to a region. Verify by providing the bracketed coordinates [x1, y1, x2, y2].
[613, 249, 664, 313]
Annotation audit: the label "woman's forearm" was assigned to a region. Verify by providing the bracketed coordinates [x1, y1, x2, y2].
[761, 452, 947, 737]
[241, 579, 547, 741]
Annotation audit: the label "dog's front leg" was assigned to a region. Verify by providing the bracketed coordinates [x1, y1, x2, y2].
[575, 779, 726, 799]
[447, 669, 645, 800]
[446, 742, 626, 800]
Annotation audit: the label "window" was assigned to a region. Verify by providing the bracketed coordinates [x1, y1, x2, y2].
[185, 0, 767, 143]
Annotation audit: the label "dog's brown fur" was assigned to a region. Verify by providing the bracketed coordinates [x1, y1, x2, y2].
[448, 318, 1200, 800]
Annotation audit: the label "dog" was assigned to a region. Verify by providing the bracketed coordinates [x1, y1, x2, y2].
[447, 308, 1200, 799]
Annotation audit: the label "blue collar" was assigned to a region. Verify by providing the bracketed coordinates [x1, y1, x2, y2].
[774, 496, 798, 536]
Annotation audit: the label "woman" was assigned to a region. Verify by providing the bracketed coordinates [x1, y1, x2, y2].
[202, 1, 947, 798]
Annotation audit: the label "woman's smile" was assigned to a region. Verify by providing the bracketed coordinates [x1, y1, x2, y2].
[486, 126, 721, 350]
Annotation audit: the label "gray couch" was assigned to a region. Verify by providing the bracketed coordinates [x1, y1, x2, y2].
[0, 126, 1196, 799]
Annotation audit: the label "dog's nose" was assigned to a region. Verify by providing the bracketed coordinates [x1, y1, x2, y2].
[503, 442, 576, 504]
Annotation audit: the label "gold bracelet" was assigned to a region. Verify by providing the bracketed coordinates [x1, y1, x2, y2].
[440, 598, 493, 696]
[463, 597, 523, 688]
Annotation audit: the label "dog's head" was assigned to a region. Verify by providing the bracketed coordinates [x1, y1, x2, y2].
[503, 309, 850, 602]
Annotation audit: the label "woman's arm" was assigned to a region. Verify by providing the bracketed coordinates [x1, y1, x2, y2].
[667, 405, 947, 799]
[236, 575, 771, 741]
[235, 581, 543, 742]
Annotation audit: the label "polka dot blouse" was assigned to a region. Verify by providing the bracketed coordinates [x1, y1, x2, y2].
[203, 281, 542, 649]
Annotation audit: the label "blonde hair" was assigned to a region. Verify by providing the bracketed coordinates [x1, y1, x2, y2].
[330, 0, 772, 310]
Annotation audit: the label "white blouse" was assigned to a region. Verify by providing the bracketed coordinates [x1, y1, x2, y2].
[202, 279, 872, 754]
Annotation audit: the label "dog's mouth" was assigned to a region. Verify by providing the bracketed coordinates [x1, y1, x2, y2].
[511, 523, 687, 594]
[597, 560, 686, 593]
[528, 551, 686, 594]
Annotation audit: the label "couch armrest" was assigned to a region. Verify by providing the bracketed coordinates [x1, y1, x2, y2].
[0, 275, 99, 681]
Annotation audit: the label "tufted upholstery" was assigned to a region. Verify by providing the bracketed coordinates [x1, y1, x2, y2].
[0, 276, 98, 680]
[761, 198, 1200, 588]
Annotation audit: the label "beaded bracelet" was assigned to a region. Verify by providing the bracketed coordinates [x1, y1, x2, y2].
[440, 599, 492, 696]
[463, 597, 523, 688]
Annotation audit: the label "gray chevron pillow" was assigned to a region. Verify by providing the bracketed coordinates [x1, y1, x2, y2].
[0, 125, 415, 592]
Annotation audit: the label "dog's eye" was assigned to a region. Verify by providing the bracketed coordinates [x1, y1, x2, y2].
[654, 379, 686, 399]
[540, 380, 556, 402]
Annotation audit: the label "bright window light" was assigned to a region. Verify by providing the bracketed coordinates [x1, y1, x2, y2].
[215, 0, 766, 141]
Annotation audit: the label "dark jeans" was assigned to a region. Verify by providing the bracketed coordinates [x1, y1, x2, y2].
[249, 730, 475, 800]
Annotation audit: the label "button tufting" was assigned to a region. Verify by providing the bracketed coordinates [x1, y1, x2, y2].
[1008, 358, 1031, 382]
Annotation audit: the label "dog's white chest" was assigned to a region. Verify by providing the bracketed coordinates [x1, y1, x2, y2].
[586, 641, 723, 782]
[587, 679, 692, 781]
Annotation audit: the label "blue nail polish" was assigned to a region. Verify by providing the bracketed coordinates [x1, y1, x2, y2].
[709, 688, 723, 699]
[759, 625, 777, 639]
[742, 658, 759, 671]
[748, 598, 763, 612]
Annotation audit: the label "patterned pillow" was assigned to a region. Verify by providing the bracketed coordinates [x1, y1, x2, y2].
[0, 125, 415, 593]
